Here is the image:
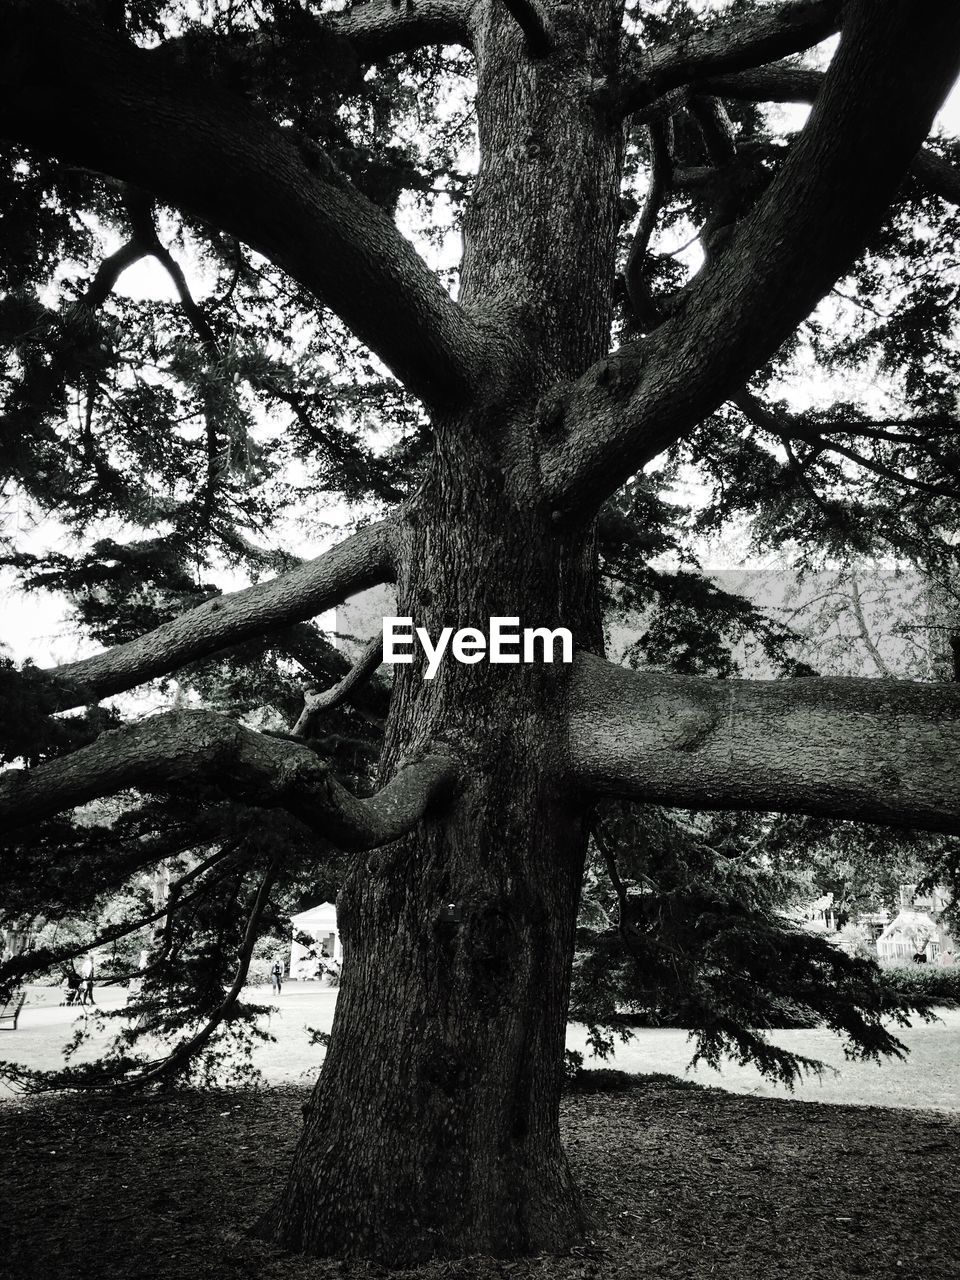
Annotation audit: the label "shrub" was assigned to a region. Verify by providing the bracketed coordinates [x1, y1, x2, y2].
[879, 964, 960, 1005]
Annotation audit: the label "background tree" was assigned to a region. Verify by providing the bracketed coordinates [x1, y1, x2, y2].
[3, 0, 960, 1264]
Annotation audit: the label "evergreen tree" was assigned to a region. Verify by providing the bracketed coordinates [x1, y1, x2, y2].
[2, 0, 960, 1262]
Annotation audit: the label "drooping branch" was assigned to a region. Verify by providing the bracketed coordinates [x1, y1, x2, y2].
[35, 519, 396, 711]
[499, 0, 554, 58]
[0, 1, 490, 408]
[733, 390, 960, 502]
[568, 652, 960, 837]
[619, 0, 841, 118]
[114, 853, 280, 1091]
[542, 0, 960, 517]
[0, 843, 236, 990]
[0, 711, 459, 850]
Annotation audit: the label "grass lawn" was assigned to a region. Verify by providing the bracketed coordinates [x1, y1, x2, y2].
[4, 984, 959, 1110]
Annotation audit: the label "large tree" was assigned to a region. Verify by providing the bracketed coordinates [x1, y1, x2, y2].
[4, 0, 960, 1264]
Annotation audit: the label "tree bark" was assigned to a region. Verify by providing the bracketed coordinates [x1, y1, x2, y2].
[261, 441, 602, 1262]
[568, 653, 960, 836]
[261, 12, 619, 1251]
[0, 710, 457, 847]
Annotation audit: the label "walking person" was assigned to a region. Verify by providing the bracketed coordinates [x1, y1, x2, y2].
[80, 954, 96, 1006]
[61, 964, 82, 1006]
[270, 956, 284, 996]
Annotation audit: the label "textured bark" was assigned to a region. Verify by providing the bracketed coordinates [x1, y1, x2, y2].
[327, 0, 472, 62]
[458, 0, 623, 382]
[569, 654, 960, 835]
[41, 520, 396, 711]
[4, 0, 960, 1265]
[262, 451, 601, 1264]
[261, 8, 617, 1256]
[0, 710, 457, 847]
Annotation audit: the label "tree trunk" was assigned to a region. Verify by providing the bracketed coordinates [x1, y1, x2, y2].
[260, 4, 624, 1257]
[260, 472, 602, 1262]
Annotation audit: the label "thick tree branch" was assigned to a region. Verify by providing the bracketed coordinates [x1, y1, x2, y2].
[35, 520, 396, 711]
[326, 0, 472, 62]
[569, 653, 960, 837]
[619, 0, 841, 118]
[172, 0, 472, 70]
[0, 712, 459, 850]
[542, 0, 960, 517]
[0, 1, 489, 408]
[499, 0, 553, 58]
[686, 65, 960, 208]
[692, 63, 824, 104]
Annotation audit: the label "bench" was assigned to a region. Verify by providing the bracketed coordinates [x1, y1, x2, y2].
[0, 991, 26, 1030]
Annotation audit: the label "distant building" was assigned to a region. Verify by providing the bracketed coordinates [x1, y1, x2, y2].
[876, 886, 956, 965]
[804, 892, 838, 934]
[290, 902, 342, 980]
[784, 891, 839, 935]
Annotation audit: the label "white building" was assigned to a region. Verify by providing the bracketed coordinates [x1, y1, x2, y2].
[290, 902, 342, 979]
[876, 887, 955, 964]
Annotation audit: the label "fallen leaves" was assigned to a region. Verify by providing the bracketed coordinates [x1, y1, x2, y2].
[0, 1080, 957, 1280]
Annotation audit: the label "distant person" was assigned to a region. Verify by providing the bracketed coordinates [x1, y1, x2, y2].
[271, 957, 284, 995]
[62, 965, 82, 1006]
[80, 954, 95, 1005]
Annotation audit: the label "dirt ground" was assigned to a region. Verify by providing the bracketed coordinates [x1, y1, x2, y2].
[1, 1076, 957, 1280]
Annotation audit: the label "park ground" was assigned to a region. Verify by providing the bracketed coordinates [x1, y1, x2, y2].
[1, 988, 958, 1280]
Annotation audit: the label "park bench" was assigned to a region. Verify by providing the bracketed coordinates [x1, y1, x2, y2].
[0, 990, 26, 1031]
